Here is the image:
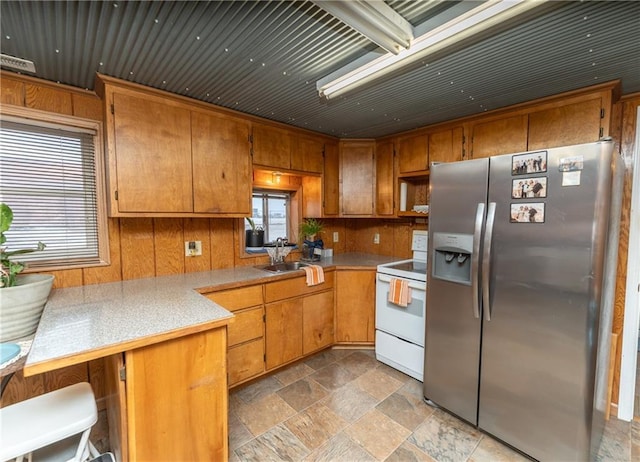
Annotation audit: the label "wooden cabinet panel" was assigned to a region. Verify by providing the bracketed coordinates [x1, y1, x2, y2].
[112, 92, 193, 213]
[429, 127, 464, 164]
[397, 133, 428, 173]
[323, 141, 340, 216]
[264, 271, 334, 303]
[252, 124, 291, 169]
[125, 328, 228, 461]
[335, 270, 376, 343]
[341, 141, 375, 216]
[265, 299, 303, 370]
[228, 306, 264, 347]
[471, 115, 528, 159]
[528, 98, 602, 150]
[375, 140, 395, 216]
[293, 135, 324, 173]
[192, 111, 251, 214]
[302, 290, 334, 355]
[228, 338, 265, 386]
[204, 285, 263, 312]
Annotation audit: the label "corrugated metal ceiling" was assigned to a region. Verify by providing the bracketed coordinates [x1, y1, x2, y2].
[1, 1, 639, 138]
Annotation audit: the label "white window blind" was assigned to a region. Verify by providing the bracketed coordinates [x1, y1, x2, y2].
[0, 119, 102, 269]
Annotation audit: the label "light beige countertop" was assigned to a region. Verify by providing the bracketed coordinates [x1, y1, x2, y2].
[24, 252, 398, 376]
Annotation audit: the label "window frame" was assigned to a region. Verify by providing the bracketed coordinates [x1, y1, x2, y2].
[0, 105, 110, 271]
[249, 189, 292, 244]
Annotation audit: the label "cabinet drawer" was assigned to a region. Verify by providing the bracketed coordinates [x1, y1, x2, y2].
[228, 339, 264, 386]
[205, 285, 263, 312]
[228, 306, 264, 347]
[264, 271, 334, 303]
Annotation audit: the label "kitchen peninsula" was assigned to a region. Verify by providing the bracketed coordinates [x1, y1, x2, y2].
[23, 253, 394, 462]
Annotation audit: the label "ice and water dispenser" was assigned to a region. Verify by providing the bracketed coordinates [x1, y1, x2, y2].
[432, 233, 473, 285]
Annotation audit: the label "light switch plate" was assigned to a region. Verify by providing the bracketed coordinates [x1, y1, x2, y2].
[185, 241, 202, 257]
[333, 232, 339, 242]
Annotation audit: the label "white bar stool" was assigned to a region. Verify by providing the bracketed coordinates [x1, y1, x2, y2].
[0, 382, 101, 462]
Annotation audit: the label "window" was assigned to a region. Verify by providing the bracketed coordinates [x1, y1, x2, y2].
[248, 190, 291, 243]
[0, 108, 108, 270]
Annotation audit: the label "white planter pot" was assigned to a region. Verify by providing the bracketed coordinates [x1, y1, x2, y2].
[0, 274, 54, 342]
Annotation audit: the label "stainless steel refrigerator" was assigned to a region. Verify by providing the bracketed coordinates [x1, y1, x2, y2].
[424, 140, 623, 461]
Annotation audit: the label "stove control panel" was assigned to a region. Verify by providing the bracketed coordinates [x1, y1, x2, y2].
[412, 230, 428, 252]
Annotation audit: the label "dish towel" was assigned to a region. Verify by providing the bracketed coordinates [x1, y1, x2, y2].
[302, 265, 325, 286]
[388, 278, 412, 307]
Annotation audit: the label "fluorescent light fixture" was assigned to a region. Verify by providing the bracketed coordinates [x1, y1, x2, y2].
[317, 0, 546, 100]
[1, 54, 36, 73]
[311, 0, 414, 54]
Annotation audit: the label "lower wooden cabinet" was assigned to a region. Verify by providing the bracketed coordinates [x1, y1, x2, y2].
[302, 290, 334, 355]
[265, 299, 303, 370]
[335, 269, 376, 344]
[227, 338, 265, 385]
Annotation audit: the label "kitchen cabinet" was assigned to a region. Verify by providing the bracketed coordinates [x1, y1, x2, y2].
[111, 91, 193, 213]
[205, 285, 264, 386]
[192, 111, 252, 214]
[429, 126, 464, 164]
[292, 134, 324, 173]
[470, 115, 528, 159]
[323, 141, 340, 216]
[375, 140, 395, 216]
[112, 327, 228, 461]
[397, 133, 428, 173]
[252, 123, 292, 170]
[99, 75, 253, 217]
[335, 269, 375, 344]
[264, 271, 335, 369]
[340, 140, 375, 216]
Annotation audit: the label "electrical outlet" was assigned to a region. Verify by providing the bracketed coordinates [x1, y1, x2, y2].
[373, 233, 380, 244]
[185, 241, 202, 257]
[333, 231, 339, 243]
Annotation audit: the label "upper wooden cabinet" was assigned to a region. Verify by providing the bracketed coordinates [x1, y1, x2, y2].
[292, 134, 324, 173]
[98, 75, 252, 217]
[397, 133, 428, 173]
[470, 87, 614, 158]
[429, 127, 464, 164]
[340, 140, 375, 216]
[252, 124, 292, 170]
[112, 92, 193, 213]
[323, 141, 340, 216]
[375, 140, 395, 216]
[191, 111, 251, 214]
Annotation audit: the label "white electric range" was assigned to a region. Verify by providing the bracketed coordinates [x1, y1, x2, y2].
[375, 230, 428, 381]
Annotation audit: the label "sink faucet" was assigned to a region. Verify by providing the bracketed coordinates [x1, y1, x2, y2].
[273, 237, 285, 264]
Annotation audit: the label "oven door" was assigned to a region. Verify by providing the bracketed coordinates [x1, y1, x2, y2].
[375, 273, 426, 346]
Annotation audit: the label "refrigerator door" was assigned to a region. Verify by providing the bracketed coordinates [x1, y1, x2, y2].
[478, 142, 614, 460]
[424, 158, 489, 425]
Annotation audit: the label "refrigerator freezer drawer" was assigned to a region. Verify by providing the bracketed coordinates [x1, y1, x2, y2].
[375, 330, 423, 381]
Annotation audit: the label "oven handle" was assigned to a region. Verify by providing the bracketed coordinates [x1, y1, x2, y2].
[377, 273, 426, 291]
[472, 202, 485, 319]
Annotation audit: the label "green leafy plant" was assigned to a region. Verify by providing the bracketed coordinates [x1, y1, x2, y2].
[1, 203, 46, 288]
[299, 218, 324, 240]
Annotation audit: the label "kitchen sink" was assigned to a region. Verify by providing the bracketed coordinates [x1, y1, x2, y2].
[259, 261, 309, 273]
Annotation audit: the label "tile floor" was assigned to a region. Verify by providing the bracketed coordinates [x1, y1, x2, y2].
[229, 348, 639, 462]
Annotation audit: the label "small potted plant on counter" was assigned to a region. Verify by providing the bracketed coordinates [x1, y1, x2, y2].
[0, 203, 54, 342]
[299, 218, 324, 261]
[245, 217, 265, 248]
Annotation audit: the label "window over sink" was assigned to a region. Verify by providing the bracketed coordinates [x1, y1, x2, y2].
[249, 190, 291, 244]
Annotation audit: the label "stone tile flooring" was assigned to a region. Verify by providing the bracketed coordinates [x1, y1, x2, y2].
[229, 348, 639, 462]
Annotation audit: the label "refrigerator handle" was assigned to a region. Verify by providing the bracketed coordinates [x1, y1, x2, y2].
[472, 202, 485, 319]
[482, 202, 497, 322]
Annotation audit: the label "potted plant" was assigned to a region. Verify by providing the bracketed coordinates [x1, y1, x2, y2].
[245, 217, 265, 248]
[0, 203, 54, 342]
[299, 218, 324, 261]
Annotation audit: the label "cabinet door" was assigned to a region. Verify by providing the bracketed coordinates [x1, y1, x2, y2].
[112, 92, 193, 212]
[302, 290, 334, 355]
[429, 127, 464, 164]
[528, 98, 602, 150]
[397, 133, 428, 173]
[265, 299, 302, 369]
[341, 141, 374, 216]
[228, 339, 265, 386]
[292, 135, 324, 173]
[335, 270, 376, 343]
[125, 328, 228, 461]
[375, 140, 395, 216]
[323, 141, 340, 216]
[192, 111, 251, 214]
[470, 115, 528, 159]
[252, 124, 291, 170]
